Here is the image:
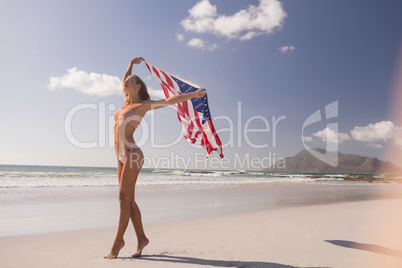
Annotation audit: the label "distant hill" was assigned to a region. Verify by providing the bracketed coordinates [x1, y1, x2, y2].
[264, 148, 402, 175]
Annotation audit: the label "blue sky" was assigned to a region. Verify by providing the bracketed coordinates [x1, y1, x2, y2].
[1, 0, 402, 169]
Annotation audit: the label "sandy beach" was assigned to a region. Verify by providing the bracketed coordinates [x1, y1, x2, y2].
[2, 1, 402, 267]
[2, 183, 402, 268]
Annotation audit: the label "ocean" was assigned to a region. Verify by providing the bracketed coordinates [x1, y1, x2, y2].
[1, 164, 400, 237]
[0, 164, 384, 191]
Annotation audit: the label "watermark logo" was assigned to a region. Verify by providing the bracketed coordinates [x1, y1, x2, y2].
[302, 101, 338, 167]
[63, 101, 287, 170]
[63, 100, 342, 169]
[63, 101, 287, 150]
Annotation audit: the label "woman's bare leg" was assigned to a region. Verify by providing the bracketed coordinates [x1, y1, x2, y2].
[127, 151, 149, 257]
[130, 198, 149, 257]
[105, 150, 147, 259]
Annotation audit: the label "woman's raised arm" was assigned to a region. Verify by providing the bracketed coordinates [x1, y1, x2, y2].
[123, 57, 142, 84]
[143, 88, 206, 111]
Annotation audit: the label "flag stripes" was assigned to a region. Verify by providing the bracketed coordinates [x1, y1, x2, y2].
[142, 59, 224, 158]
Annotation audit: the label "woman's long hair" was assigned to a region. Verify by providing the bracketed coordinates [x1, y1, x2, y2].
[133, 75, 150, 101]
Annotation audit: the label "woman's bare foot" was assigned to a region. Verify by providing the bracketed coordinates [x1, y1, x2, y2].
[132, 238, 149, 258]
[104, 239, 125, 259]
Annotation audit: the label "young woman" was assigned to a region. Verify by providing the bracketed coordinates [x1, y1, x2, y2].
[105, 57, 206, 259]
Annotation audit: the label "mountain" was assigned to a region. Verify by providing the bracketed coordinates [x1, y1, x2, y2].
[264, 148, 402, 175]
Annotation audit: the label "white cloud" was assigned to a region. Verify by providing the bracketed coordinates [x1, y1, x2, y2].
[395, 133, 402, 147]
[279, 45, 295, 54]
[351, 121, 402, 148]
[302, 136, 313, 143]
[48, 67, 121, 96]
[180, 0, 286, 40]
[48, 68, 165, 99]
[368, 143, 383, 149]
[147, 86, 165, 99]
[207, 43, 218, 51]
[187, 38, 218, 51]
[176, 33, 185, 42]
[188, 0, 217, 19]
[187, 38, 207, 49]
[303, 121, 402, 149]
[303, 127, 351, 144]
[351, 121, 397, 142]
[240, 31, 259, 41]
[312, 127, 351, 144]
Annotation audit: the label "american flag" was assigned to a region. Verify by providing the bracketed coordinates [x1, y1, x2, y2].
[142, 58, 224, 158]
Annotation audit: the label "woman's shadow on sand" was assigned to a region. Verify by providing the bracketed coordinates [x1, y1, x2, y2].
[118, 254, 330, 268]
[325, 240, 402, 258]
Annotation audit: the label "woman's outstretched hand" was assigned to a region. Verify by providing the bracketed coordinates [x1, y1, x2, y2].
[131, 57, 143, 65]
[193, 88, 206, 98]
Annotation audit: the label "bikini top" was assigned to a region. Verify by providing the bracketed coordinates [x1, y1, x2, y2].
[114, 108, 140, 130]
